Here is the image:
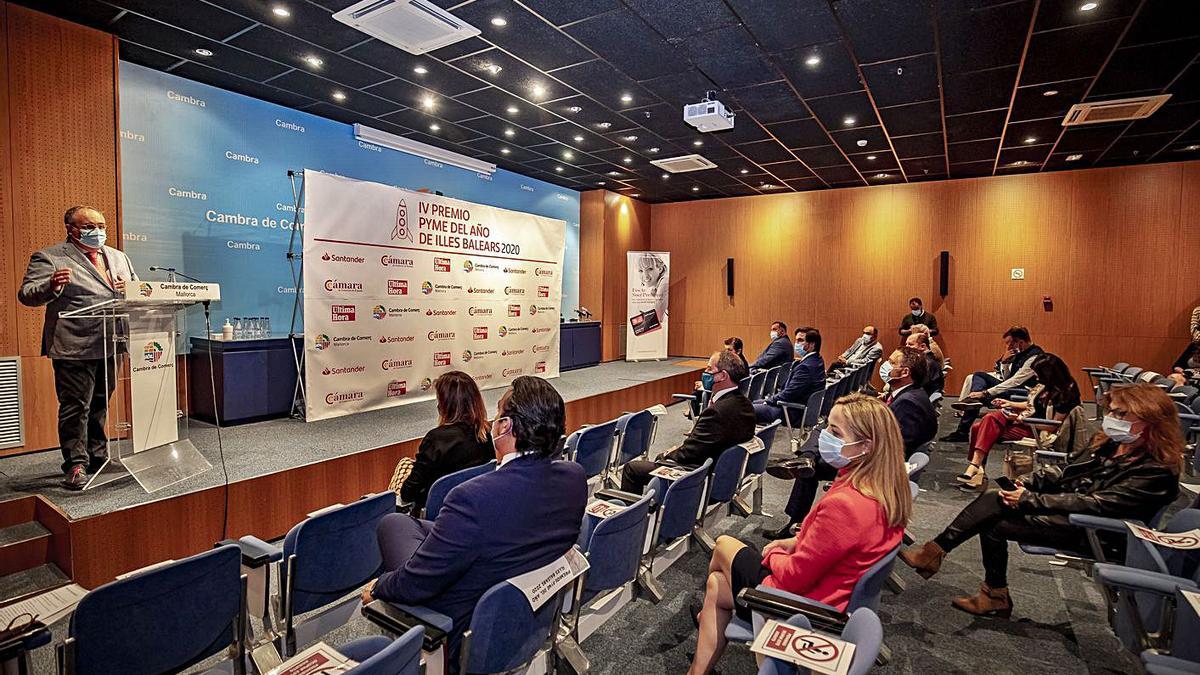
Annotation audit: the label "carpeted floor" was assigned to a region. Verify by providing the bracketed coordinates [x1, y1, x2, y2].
[22, 396, 1191, 674]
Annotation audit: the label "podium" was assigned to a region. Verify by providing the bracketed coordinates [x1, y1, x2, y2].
[59, 281, 221, 493]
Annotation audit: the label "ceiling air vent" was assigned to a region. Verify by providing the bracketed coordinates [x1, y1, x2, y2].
[333, 0, 480, 55]
[0, 357, 23, 450]
[650, 154, 718, 173]
[1062, 94, 1172, 126]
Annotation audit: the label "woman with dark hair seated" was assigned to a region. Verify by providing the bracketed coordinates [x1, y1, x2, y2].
[687, 394, 911, 675]
[389, 370, 492, 510]
[957, 353, 1082, 490]
[902, 382, 1183, 618]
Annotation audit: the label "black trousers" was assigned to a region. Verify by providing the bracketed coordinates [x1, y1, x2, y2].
[782, 462, 839, 523]
[52, 357, 115, 473]
[621, 459, 662, 494]
[933, 488, 1088, 588]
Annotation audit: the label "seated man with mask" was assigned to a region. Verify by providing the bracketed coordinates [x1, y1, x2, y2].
[753, 328, 825, 425]
[622, 350, 755, 494]
[828, 325, 882, 375]
[364, 376, 587, 657]
[750, 321, 793, 371]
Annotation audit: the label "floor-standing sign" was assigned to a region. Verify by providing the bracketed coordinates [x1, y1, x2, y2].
[626, 252, 669, 361]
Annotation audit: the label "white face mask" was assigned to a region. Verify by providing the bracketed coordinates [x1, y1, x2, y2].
[1102, 415, 1140, 444]
[911, 309, 923, 317]
[770, 330, 779, 340]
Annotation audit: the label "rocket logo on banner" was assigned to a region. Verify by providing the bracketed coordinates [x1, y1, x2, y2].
[626, 252, 670, 361]
[302, 171, 566, 421]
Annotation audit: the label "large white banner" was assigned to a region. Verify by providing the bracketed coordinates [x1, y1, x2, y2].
[302, 171, 564, 421]
[625, 252, 669, 361]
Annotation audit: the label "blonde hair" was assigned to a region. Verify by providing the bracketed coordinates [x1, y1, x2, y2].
[833, 393, 912, 528]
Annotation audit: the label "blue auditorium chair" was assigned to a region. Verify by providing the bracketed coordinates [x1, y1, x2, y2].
[609, 409, 657, 486]
[755, 608, 883, 675]
[1141, 588, 1200, 674]
[423, 460, 496, 520]
[565, 418, 619, 485]
[338, 625, 424, 675]
[761, 365, 782, 398]
[733, 419, 783, 517]
[780, 388, 824, 449]
[57, 544, 247, 675]
[694, 443, 750, 552]
[906, 449, 930, 483]
[638, 460, 712, 602]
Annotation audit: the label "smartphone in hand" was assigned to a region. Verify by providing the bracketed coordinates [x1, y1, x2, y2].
[994, 476, 1018, 491]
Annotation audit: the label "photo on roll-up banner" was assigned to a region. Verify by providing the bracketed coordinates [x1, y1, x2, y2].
[302, 170, 565, 421]
[626, 251, 669, 361]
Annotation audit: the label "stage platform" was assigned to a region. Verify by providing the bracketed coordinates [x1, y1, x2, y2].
[0, 359, 701, 587]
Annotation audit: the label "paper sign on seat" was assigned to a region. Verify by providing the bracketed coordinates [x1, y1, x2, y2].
[750, 619, 856, 675]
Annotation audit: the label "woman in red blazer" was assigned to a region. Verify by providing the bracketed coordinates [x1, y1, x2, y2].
[687, 393, 911, 675]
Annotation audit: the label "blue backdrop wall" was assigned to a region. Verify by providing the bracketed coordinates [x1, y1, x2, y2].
[117, 62, 580, 342]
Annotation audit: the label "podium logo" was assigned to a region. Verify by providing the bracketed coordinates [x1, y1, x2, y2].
[533, 345, 551, 353]
[321, 365, 365, 376]
[137, 282, 154, 298]
[387, 380, 407, 397]
[393, 200, 413, 242]
[420, 377, 434, 391]
[325, 391, 364, 405]
[381, 255, 414, 268]
[321, 252, 365, 264]
[463, 260, 474, 272]
[473, 327, 488, 340]
[507, 304, 521, 317]
[504, 286, 525, 296]
[426, 308, 457, 317]
[461, 350, 473, 363]
[379, 335, 415, 344]
[388, 280, 408, 295]
[535, 268, 554, 278]
[468, 307, 493, 317]
[537, 286, 550, 298]
[381, 357, 413, 370]
[535, 361, 547, 374]
[434, 257, 451, 272]
[143, 341, 164, 363]
[427, 330, 455, 342]
[433, 352, 452, 366]
[324, 279, 364, 293]
[421, 281, 433, 295]
[331, 304, 356, 322]
[314, 334, 331, 351]
[502, 367, 523, 377]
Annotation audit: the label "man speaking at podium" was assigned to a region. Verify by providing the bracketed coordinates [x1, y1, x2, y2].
[18, 206, 138, 490]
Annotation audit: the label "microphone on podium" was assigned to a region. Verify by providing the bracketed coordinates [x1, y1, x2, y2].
[148, 265, 203, 283]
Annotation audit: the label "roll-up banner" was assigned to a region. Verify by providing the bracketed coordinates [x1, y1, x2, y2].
[626, 251, 669, 361]
[302, 171, 565, 422]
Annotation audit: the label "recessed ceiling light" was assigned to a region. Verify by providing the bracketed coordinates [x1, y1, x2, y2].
[1182, 144, 1200, 151]
[866, 155, 877, 160]
[692, 186, 700, 192]
[622, 157, 632, 164]
[568, 106, 582, 113]
[1023, 136, 1037, 144]
[856, 139, 868, 147]
[805, 54, 821, 67]
[563, 151, 574, 159]
[1066, 153, 1083, 161]
[1080, 2, 1098, 11]
[555, 166, 563, 172]
[598, 181, 606, 185]
[421, 96, 435, 109]
[483, 63, 502, 75]
[303, 55, 323, 68]
[504, 129, 515, 137]
[1011, 160, 1029, 166]
[608, 171, 620, 176]
[332, 91, 346, 101]
[506, 106, 519, 114]
[500, 148, 511, 155]
[620, 94, 633, 103]
[598, 122, 612, 129]
[530, 84, 547, 98]
[740, 168, 749, 174]
[272, 6, 290, 17]
[648, 146, 660, 152]
[1043, 89, 1059, 97]
[429, 123, 440, 131]
[413, 65, 428, 75]
[491, 16, 508, 26]
[194, 48, 213, 57]
[573, 135, 584, 143]
[631, 193, 640, 197]
[843, 116, 856, 126]
[662, 173, 669, 179]
[693, 140, 703, 146]
[625, 135, 638, 141]
[875, 173, 889, 179]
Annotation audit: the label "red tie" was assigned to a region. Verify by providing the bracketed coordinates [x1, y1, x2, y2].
[87, 249, 112, 286]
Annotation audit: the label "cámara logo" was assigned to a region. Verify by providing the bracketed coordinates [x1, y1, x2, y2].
[372, 305, 386, 320]
[502, 367, 523, 377]
[434, 257, 451, 272]
[433, 352, 452, 367]
[392, 199, 413, 242]
[143, 341, 163, 363]
[388, 279, 408, 295]
[137, 282, 154, 298]
[331, 304, 356, 322]
[534, 268, 554, 277]
[314, 334, 331, 351]
[325, 279, 364, 293]
[381, 255, 414, 268]
[504, 286, 525, 296]
[421, 281, 433, 295]
[533, 344, 551, 353]
[381, 357, 413, 370]
[427, 330, 455, 342]
[325, 391, 364, 405]
[507, 304, 521, 317]
[469, 307, 493, 316]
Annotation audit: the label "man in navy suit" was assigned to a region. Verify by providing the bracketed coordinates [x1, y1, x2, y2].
[749, 321, 793, 371]
[365, 376, 587, 656]
[882, 347, 938, 457]
[753, 328, 826, 424]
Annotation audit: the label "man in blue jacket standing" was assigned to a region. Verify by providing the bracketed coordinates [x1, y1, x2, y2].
[753, 328, 825, 424]
[749, 321, 793, 371]
[364, 376, 587, 658]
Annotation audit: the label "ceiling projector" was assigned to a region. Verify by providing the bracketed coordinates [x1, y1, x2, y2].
[684, 93, 734, 132]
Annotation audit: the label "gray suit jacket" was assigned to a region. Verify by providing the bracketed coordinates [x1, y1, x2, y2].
[839, 336, 884, 366]
[18, 241, 139, 360]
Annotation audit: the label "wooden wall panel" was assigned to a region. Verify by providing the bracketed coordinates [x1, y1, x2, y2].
[1, 4, 120, 454]
[578, 190, 651, 361]
[652, 161, 1200, 393]
[579, 190, 605, 319]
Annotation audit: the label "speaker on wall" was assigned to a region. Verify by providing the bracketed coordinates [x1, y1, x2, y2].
[727, 258, 735, 296]
[939, 250, 950, 297]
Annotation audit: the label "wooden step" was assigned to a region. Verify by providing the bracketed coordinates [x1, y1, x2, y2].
[0, 563, 69, 606]
[0, 521, 52, 577]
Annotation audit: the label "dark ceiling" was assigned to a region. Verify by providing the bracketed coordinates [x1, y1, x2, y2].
[21, 0, 1200, 203]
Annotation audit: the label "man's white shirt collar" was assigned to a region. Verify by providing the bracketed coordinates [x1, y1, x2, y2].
[498, 450, 534, 468]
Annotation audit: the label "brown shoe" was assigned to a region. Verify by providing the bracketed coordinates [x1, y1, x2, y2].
[899, 541, 946, 579]
[951, 584, 1013, 619]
